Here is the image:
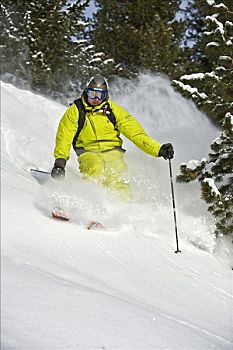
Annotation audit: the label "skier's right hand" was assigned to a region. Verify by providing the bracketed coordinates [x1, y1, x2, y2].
[51, 158, 66, 180]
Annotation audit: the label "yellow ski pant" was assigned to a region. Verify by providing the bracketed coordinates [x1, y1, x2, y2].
[78, 149, 130, 198]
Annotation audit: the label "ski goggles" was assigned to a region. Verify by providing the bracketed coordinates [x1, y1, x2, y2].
[86, 88, 107, 101]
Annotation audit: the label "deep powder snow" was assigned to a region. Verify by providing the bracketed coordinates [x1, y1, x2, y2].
[1, 75, 232, 350]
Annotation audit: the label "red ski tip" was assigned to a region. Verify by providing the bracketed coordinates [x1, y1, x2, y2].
[51, 207, 70, 221]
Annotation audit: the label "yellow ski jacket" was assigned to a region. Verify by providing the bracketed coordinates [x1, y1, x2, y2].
[54, 97, 161, 160]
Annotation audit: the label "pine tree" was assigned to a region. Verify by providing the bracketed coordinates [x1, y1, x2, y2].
[91, 0, 184, 79]
[173, 0, 233, 124]
[77, 32, 120, 86]
[0, 1, 31, 85]
[179, 0, 212, 73]
[201, 114, 233, 236]
[1, 1, 90, 98]
[177, 113, 233, 237]
[175, 0, 233, 238]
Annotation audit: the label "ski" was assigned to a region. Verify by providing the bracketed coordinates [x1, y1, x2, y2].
[52, 207, 70, 221]
[51, 208, 105, 230]
[86, 220, 105, 230]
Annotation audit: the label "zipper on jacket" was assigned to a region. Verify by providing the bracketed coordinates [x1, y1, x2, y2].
[87, 112, 100, 151]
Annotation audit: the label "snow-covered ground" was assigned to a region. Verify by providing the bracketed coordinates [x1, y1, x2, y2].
[1, 75, 233, 350]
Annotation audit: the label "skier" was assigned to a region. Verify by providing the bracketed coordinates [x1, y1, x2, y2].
[51, 74, 174, 197]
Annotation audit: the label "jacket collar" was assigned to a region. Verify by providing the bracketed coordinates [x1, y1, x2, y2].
[81, 95, 108, 112]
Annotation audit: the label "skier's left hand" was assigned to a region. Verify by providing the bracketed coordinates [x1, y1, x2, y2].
[158, 143, 174, 160]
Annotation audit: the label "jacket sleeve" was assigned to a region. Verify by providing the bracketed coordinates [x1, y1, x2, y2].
[54, 104, 78, 160]
[110, 101, 161, 157]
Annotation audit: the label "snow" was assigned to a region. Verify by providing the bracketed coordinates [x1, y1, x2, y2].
[227, 112, 233, 127]
[1, 75, 233, 350]
[214, 3, 228, 10]
[205, 161, 215, 173]
[104, 58, 114, 65]
[173, 80, 208, 99]
[206, 15, 225, 36]
[220, 174, 233, 187]
[181, 159, 201, 170]
[206, 71, 220, 79]
[92, 52, 105, 57]
[203, 178, 221, 196]
[206, 0, 215, 5]
[226, 21, 233, 27]
[206, 41, 220, 47]
[180, 73, 205, 80]
[180, 72, 219, 81]
[89, 57, 102, 63]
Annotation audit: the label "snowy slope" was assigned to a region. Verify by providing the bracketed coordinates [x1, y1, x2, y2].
[1, 76, 233, 350]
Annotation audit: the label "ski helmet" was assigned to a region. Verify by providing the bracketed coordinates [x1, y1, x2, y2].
[85, 75, 109, 101]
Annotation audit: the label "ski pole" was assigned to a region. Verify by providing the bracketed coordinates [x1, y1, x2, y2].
[30, 169, 51, 175]
[168, 159, 181, 254]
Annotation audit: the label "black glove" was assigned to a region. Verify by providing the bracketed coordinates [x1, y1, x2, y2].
[158, 143, 174, 160]
[51, 158, 66, 179]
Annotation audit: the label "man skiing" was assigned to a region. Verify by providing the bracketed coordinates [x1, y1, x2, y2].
[52, 74, 174, 197]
